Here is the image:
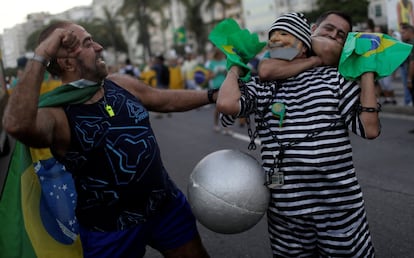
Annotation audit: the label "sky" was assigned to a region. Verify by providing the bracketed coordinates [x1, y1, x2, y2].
[0, 0, 93, 33]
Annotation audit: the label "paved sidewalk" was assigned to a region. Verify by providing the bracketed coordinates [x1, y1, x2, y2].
[380, 76, 414, 116]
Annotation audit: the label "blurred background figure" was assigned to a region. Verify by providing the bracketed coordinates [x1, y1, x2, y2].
[400, 23, 414, 105]
[397, 0, 414, 29]
[206, 48, 227, 133]
[377, 25, 398, 105]
[181, 52, 199, 90]
[167, 51, 185, 90]
[119, 57, 140, 78]
[7, 56, 61, 95]
[139, 58, 157, 87]
[7, 56, 27, 93]
[152, 54, 170, 90]
[151, 54, 170, 118]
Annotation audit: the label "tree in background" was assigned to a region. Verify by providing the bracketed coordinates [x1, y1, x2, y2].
[25, 18, 128, 59]
[179, 0, 209, 55]
[118, 0, 169, 63]
[91, 6, 129, 64]
[303, 0, 369, 25]
[205, 0, 231, 23]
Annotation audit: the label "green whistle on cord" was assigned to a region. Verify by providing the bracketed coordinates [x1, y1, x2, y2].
[271, 102, 285, 127]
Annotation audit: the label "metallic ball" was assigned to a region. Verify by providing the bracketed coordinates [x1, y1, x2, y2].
[187, 149, 270, 234]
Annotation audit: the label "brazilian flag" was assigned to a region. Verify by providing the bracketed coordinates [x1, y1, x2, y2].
[208, 18, 266, 82]
[174, 26, 186, 44]
[193, 65, 210, 88]
[339, 32, 413, 80]
[0, 83, 100, 258]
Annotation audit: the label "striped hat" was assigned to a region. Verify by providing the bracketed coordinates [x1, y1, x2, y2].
[268, 12, 311, 50]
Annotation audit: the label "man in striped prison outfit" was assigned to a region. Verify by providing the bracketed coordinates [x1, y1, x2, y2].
[217, 12, 380, 257]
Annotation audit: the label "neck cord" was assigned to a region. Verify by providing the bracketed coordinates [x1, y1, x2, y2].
[101, 83, 115, 117]
[240, 81, 342, 185]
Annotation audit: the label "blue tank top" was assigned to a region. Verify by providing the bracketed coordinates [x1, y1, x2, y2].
[59, 79, 179, 231]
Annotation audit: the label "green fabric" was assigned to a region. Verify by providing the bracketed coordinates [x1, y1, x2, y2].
[209, 18, 266, 82]
[0, 80, 100, 258]
[339, 32, 413, 80]
[38, 83, 101, 107]
[174, 26, 186, 44]
[0, 142, 37, 258]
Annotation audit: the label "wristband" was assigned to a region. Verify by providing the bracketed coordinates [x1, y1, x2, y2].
[357, 103, 382, 113]
[207, 89, 217, 104]
[31, 54, 50, 68]
[228, 69, 240, 79]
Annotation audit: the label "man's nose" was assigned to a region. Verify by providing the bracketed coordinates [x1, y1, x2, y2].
[94, 44, 103, 52]
[327, 30, 338, 40]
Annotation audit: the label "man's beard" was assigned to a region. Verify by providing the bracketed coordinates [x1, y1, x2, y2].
[77, 58, 108, 81]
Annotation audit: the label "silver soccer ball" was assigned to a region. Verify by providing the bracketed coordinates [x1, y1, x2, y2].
[187, 149, 270, 234]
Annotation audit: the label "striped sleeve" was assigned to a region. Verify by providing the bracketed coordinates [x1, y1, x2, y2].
[337, 74, 369, 138]
[220, 76, 264, 127]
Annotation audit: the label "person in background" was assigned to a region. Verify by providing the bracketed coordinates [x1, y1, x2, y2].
[7, 56, 28, 93]
[400, 22, 414, 105]
[152, 54, 170, 90]
[217, 12, 379, 257]
[2, 20, 214, 258]
[8, 55, 61, 95]
[376, 25, 398, 105]
[397, 0, 414, 29]
[151, 54, 171, 118]
[206, 48, 228, 133]
[119, 57, 141, 78]
[139, 58, 157, 88]
[181, 52, 199, 90]
[167, 54, 185, 90]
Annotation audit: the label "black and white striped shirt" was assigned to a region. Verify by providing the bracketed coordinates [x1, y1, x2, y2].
[222, 66, 371, 216]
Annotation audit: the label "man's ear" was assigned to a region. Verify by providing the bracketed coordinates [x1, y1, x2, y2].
[57, 58, 75, 72]
[311, 23, 317, 33]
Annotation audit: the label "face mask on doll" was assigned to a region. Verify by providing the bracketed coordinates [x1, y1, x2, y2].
[268, 42, 301, 60]
[267, 30, 304, 60]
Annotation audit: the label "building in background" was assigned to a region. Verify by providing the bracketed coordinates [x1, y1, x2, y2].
[241, 0, 316, 41]
[0, 6, 92, 69]
[0, 0, 394, 70]
[369, 0, 391, 30]
[0, 13, 50, 68]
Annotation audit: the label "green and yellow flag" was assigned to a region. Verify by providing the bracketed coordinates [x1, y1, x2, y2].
[0, 82, 100, 258]
[209, 18, 266, 82]
[339, 32, 413, 80]
[174, 26, 186, 44]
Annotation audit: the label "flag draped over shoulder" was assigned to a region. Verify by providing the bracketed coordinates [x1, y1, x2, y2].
[339, 32, 413, 80]
[0, 82, 100, 258]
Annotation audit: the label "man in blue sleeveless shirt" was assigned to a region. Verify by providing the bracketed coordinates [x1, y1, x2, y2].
[3, 21, 213, 258]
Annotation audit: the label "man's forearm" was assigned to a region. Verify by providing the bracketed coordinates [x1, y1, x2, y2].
[359, 72, 380, 139]
[216, 67, 242, 116]
[258, 57, 320, 81]
[311, 36, 342, 66]
[3, 58, 45, 134]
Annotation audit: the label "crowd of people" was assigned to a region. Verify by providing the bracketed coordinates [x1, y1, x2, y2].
[1, 4, 413, 258]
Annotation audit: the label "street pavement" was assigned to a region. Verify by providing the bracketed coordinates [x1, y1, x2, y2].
[0, 76, 412, 258]
[144, 102, 414, 257]
[381, 75, 414, 117]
